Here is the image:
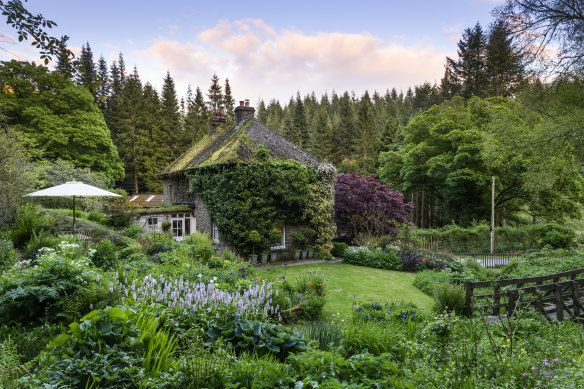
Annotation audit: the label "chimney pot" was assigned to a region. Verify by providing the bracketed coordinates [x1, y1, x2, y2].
[239, 100, 244, 106]
[245, 99, 250, 107]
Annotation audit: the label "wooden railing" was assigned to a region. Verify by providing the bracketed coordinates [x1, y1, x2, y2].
[464, 267, 584, 321]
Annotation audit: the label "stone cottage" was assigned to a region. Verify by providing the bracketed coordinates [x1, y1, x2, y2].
[159, 100, 322, 250]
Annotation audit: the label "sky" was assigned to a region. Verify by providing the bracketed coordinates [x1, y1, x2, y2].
[0, 0, 504, 105]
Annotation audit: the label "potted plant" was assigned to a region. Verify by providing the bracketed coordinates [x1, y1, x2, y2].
[161, 221, 171, 233]
[291, 230, 307, 260]
[248, 230, 260, 263]
[268, 228, 282, 263]
[260, 250, 269, 265]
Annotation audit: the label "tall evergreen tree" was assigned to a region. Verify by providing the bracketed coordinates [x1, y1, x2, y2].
[55, 35, 74, 79]
[357, 91, 377, 172]
[193, 86, 209, 141]
[310, 105, 334, 161]
[207, 73, 223, 112]
[95, 55, 109, 111]
[266, 99, 283, 132]
[256, 100, 267, 122]
[160, 71, 181, 159]
[444, 23, 488, 98]
[223, 78, 235, 124]
[76, 42, 97, 97]
[116, 68, 144, 193]
[139, 83, 167, 192]
[104, 57, 124, 143]
[292, 93, 308, 148]
[379, 117, 400, 152]
[486, 19, 525, 97]
[282, 98, 295, 141]
[332, 92, 355, 163]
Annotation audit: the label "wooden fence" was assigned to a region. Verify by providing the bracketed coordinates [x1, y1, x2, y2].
[58, 230, 108, 247]
[464, 267, 584, 322]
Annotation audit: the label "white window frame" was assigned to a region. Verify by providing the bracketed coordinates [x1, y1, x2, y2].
[271, 224, 286, 250]
[146, 217, 159, 232]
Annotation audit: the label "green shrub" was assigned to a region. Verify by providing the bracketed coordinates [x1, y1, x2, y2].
[226, 352, 290, 388]
[331, 241, 348, 258]
[344, 246, 402, 270]
[122, 222, 145, 239]
[10, 204, 51, 248]
[542, 227, 575, 249]
[433, 283, 465, 314]
[299, 228, 317, 246]
[291, 230, 307, 248]
[0, 323, 60, 364]
[26, 306, 180, 388]
[181, 338, 235, 388]
[414, 269, 457, 296]
[87, 211, 109, 225]
[207, 315, 307, 360]
[185, 231, 213, 247]
[0, 250, 97, 324]
[287, 349, 403, 386]
[144, 233, 177, 255]
[23, 229, 59, 259]
[91, 238, 118, 269]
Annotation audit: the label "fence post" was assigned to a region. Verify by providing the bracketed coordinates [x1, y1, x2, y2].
[493, 284, 501, 316]
[555, 283, 564, 321]
[571, 280, 580, 319]
[507, 290, 518, 317]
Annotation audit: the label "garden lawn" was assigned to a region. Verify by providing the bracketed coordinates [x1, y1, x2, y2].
[266, 262, 433, 318]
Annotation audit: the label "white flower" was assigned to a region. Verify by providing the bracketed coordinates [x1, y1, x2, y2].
[197, 274, 203, 278]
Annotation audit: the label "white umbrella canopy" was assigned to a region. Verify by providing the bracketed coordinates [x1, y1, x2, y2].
[25, 180, 121, 232]
[25, 180, 122, 198]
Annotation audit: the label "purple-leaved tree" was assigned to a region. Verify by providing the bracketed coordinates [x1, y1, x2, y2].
[334, 173, 413, 243]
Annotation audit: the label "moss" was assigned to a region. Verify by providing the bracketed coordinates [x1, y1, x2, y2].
[164, 134, 219, 174]
[199, 119, 255, 166]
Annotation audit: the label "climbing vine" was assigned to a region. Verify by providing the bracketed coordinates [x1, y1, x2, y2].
[188, 159, 335, 255]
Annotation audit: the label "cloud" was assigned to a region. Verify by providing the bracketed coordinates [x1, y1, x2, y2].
[443, 24, 464, 43]
[138, 19, 451, 102]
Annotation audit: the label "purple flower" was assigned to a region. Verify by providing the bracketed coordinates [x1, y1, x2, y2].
[280, 275, 285, 279]
[553, 358, 559, 362]
[248, 264, 251, 267]
[229, 272, 233, 275]
[531, 366, 537, 372]
[267, 268, 271, 271]
[548, 372, 554, 377]
[284, 263, 288, 266]
[126, 267, 131, 272]
[522, 372, 528, 377]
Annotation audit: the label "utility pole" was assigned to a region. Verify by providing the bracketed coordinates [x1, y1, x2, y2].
[491, 176, 495, 254]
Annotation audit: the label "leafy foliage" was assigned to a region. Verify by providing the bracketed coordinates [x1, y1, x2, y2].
[190, 160, 334, 255]
[343, 246, 402, 271]
[207, 315, 307, 360]
[0, 60, 124, 184]
[26, 306, 180, 388]
[334, 172, 412, 242]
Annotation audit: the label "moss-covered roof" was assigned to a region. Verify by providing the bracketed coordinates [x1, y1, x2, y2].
[160, 119, 320, 176]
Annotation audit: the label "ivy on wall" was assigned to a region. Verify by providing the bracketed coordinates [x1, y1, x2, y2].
[188, 159, 336, 255]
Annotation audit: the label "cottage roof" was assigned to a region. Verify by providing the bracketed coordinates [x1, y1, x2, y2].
[160, 118, 320, 176]
[126, 194, 164, 208]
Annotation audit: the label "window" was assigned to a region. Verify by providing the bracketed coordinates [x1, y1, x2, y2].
[146, 195, 155, 202]
[271, 224, 286, 250]
[212, 222, 220, 243]
[147, 217, 158, 232]
[172, 219, 183, 237]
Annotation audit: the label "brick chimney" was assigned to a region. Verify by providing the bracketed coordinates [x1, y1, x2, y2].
[235, 99, 255, 125]
[209, 109, 226, 134]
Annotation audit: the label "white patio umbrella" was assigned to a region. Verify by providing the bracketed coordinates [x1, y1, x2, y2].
[25, 180, 121, 232]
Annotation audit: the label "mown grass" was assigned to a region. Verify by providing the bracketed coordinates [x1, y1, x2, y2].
[264, 262, 433, 318]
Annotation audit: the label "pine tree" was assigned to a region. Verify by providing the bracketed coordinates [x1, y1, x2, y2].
[257, 100, 267, 122]
[95, 56, 109, 111]
[139, 83, 167, 192]
[55, 35, 74, 79]
[117, 68, 144, 193]
[104, 56, 125, 144]
[310, 105, 333, 161]
[160, 71, 181, 159]
[292, 93, 308, 148]
[357, 91, 377, 172]
[223, 78, 235, 124]
[266, 99, 283, 132]
[207, 73, 223, 112]
[282, 98, 295, 141]
[486, 19, 525, 97]
[443, 23, 488, 98]
[379, 117, 399, 152]
[332, 92, 355, 163]
[77, 42, 97, 97]
[193, 86, 209, 140]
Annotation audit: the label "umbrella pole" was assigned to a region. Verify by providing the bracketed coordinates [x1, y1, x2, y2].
[73, 195, 76, 234]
